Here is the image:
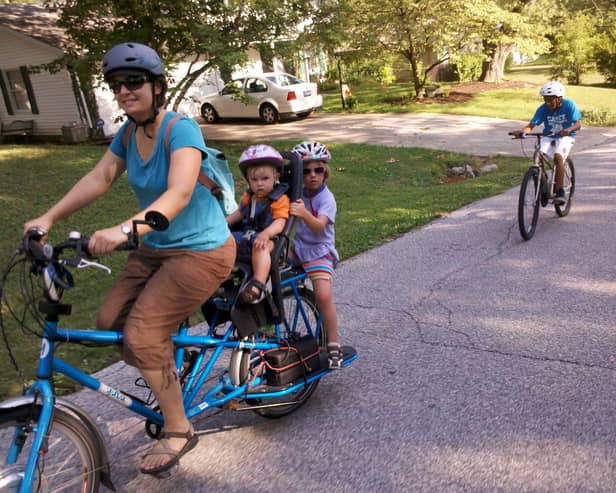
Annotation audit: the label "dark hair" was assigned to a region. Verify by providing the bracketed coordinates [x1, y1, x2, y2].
[153, 75, 167, 108]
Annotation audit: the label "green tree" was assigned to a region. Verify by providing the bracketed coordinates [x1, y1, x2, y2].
[44, 0, 313, 111]
[343, 0, 478, 99]
[469, 0, 554, 83]
[590, 4, 616, 84]
[551, 14, 595, 84]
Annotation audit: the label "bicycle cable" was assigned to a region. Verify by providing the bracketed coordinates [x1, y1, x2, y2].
[0, 251, 30, 386]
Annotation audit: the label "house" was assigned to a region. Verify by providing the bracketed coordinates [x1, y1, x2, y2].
[0, 3, 94, 141]
[0, 3, 323, 141]
[0, 3, 222, 140]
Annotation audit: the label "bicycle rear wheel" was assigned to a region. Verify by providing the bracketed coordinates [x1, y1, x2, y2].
[0, 405, 100, 492]
[518, 167, 541, 240]
[555, 158, 575, 217]
[245, 286, 325, 419]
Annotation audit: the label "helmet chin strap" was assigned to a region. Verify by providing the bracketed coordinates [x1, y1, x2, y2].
[126, 84, 158, 139]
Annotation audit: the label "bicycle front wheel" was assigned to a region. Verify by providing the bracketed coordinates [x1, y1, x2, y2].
[0, 405, 100, 492]
[518, 167, 541, 240]
[248, 286, 325, 419]
[555, 158, 575, 217]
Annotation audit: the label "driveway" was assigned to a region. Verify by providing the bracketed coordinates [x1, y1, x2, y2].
[198, 112, 613, 156]
[72, 113, 616, 492]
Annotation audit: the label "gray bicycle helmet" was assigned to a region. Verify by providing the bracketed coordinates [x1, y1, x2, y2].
[102, 42, 165, 80]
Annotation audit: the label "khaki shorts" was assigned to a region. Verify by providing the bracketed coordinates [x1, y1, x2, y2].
[96, 235, 235, 375]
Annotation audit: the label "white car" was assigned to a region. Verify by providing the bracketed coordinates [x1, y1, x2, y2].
[200, 72, 322, 124]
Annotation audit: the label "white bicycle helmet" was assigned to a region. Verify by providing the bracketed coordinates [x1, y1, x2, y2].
[539, 81, 565, 98]
[238, 144, 284, 176]
[292, 141, 332, 163]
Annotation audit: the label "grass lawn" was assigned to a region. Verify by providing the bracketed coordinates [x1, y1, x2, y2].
[0, 141, 528, 398]
[322, 64, 616, 126]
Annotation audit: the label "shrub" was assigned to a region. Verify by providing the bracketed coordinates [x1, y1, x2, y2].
[450, 53, 483, 82]
[345, 95, 359, 110]
[582, 108, 616, 126]
[595, 48, 616, 84]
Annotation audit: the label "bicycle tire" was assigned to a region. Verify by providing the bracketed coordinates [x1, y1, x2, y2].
[555, 158, 575, 217]
[0, 405, 100, 492]
[518, 167, 541, 241]
[247, 286, 325, 419]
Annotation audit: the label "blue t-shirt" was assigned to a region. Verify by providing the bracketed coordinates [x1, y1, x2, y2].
[109, 112, 230, 250]
[531, 98, 582, 137]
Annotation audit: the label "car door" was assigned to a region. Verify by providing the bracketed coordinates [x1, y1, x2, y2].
[242, 77, 268, 118]
[217, 79, 246, 118]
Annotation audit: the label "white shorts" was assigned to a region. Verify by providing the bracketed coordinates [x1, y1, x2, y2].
[540, 136, 575, 160]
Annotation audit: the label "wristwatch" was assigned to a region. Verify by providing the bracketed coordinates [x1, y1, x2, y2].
[120, 224, 131, 237]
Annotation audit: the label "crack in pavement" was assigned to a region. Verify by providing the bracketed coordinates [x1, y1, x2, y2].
[338, 300, 616, 373]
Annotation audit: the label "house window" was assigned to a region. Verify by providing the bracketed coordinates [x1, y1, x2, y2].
[7, 69, 31, 111]
[0, 67, 39, 115]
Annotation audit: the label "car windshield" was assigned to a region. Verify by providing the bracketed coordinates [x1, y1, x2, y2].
[266, 73, 302, 86]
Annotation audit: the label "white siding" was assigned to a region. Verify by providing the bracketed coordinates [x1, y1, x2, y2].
[0, 27, 83, 136]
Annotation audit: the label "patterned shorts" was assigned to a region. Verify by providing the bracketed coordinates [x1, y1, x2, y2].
[288, 250, 336, 281]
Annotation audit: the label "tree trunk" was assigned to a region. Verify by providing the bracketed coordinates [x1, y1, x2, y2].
[403, 43, 423, 99]
[480, 42, 512, 83]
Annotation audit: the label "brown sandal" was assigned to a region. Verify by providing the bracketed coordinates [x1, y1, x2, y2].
[140, 426, 199, 475]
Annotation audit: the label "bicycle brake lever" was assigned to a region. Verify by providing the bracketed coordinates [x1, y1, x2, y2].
[74, 258, 112, 274]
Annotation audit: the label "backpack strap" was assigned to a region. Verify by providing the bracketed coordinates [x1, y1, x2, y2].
[164, 114, 222, 200]
[122, 113, 221, 199]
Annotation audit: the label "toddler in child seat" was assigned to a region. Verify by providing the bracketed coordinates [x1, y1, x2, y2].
[226, 144, 290, 303]
[289, 141, 343, 369]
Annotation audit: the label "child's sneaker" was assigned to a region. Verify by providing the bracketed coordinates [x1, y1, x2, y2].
[327, 342, 343, 370]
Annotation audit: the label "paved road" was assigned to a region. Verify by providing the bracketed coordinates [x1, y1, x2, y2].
[70, 113, 616, 492]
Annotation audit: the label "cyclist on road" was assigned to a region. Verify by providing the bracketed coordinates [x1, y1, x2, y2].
[511, 80, 581, 205]
[289, 141, 343, 369]
[24, 42, 236, 476]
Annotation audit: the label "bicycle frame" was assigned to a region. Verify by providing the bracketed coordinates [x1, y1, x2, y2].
[11, 269, 338, 491]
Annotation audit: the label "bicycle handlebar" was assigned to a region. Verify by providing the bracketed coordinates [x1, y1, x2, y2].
[508, 132, 560, 140]
[22, 210, 169, 272]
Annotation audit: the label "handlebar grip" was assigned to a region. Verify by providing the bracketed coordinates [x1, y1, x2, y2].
[115, 240, 137, 251]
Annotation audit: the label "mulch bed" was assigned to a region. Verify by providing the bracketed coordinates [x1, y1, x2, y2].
[385, 80, 537, 105]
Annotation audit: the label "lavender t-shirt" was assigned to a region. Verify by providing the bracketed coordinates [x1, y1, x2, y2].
[292, 185, 339, 263]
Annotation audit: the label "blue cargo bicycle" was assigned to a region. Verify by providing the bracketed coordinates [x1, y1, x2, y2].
[0, 152, 357, 492]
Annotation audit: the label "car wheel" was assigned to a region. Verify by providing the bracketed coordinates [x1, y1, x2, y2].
[259, 104, 279, 124]
[201, 103, 218, 123]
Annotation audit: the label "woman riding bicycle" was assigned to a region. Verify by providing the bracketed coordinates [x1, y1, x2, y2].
[511, 80, 582, 205]
[23, 42, 236, 476]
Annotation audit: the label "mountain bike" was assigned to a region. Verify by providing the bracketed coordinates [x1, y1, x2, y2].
[0, 157, 357, 492]
[510, 132, 575, 240]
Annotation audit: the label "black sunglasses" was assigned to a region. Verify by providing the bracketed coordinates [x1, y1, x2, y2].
[108, 75, 149, 94]
[303, 167, 326, 175]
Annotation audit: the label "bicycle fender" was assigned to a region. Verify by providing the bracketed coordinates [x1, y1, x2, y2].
[0, 395, 116, 492]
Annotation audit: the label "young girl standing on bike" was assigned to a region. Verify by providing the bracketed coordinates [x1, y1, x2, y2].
[23, 42, 236, 475]
[512, 81, 582, 205]
[289, 142, 343, 369]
